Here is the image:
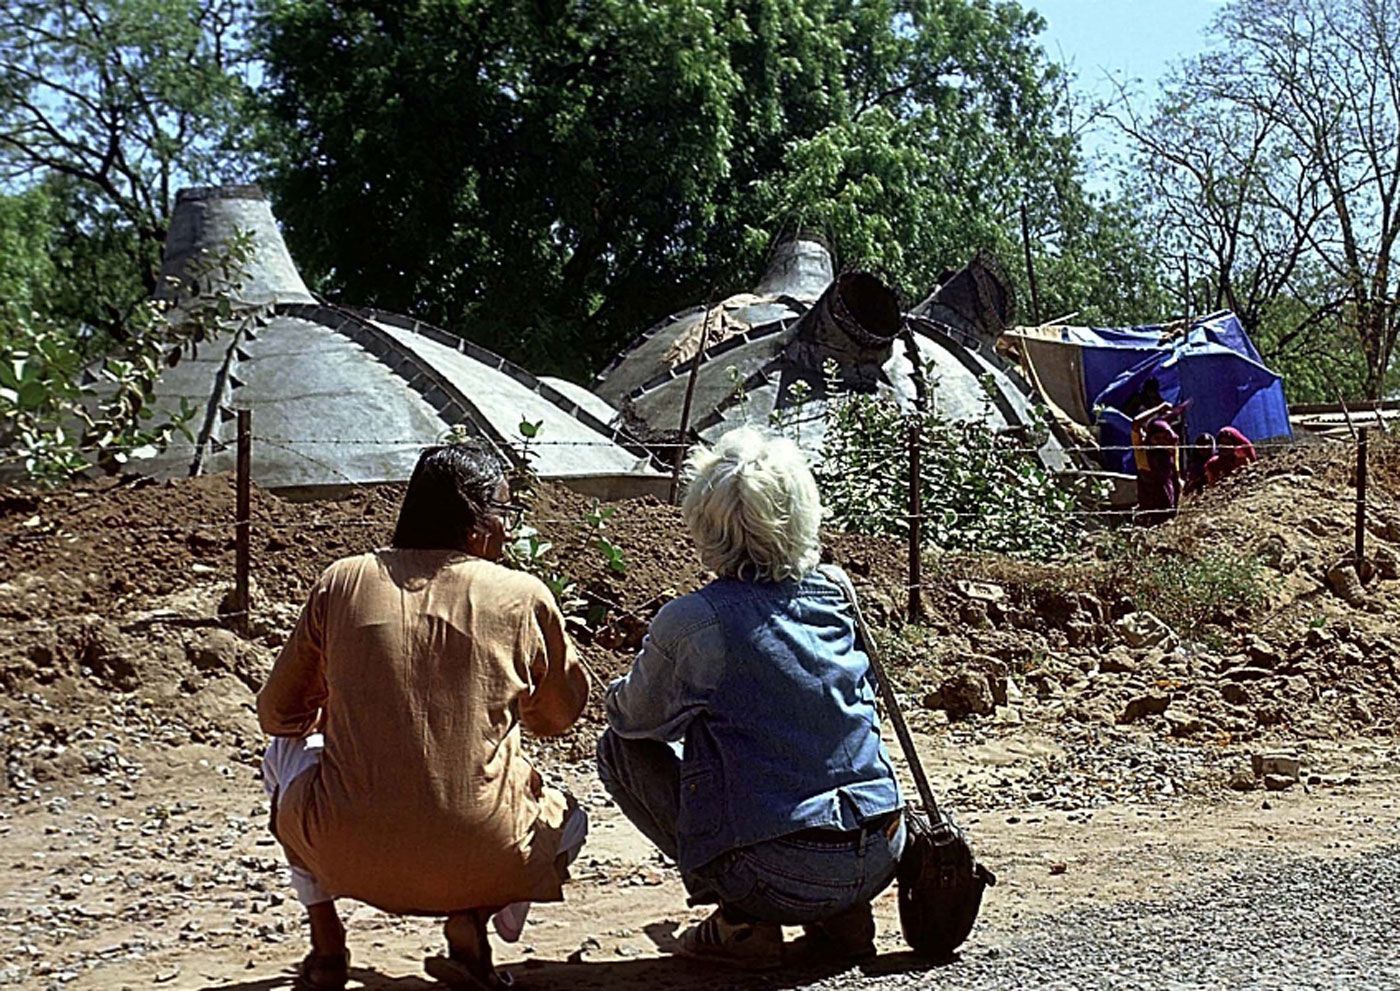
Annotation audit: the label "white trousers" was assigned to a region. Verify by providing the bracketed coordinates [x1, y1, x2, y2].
[260, 736, 587, 942]
[261, 734, 335, 905]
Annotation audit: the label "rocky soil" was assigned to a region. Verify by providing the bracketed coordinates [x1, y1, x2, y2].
[3, 437, 1400, 988]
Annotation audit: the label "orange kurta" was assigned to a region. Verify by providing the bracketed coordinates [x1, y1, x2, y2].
[257, 549, 588, 914]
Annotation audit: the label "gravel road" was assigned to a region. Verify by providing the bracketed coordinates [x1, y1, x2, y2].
[811, 845, 1400, 991]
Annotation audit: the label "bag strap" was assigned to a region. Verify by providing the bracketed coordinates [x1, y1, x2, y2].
[821, 565, 940, 817]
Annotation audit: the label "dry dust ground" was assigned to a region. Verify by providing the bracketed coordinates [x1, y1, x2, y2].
[4, 724, 1399, 990]
[6, 443, 1400, 989]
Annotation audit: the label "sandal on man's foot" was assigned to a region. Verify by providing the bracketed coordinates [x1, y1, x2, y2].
[796, 901, 877, 963]
[676, 908, 783, 970]
[424, 952, 512, 990]
[295, 950, 349, 991]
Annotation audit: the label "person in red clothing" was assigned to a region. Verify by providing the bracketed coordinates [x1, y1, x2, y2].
[1182, 432, 1217, 498]
[1131, 403, 1180, 526]
[1205, 426, 1258, 484]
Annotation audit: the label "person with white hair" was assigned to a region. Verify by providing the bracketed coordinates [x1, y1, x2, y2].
[597, 426, 905, 969]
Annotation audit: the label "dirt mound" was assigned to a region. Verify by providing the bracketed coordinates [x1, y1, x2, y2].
[526, 481, 914, 678]
[0, 474, 403, 619]
[886, 437, 1400, 761]
[4, 437, 1400, 786]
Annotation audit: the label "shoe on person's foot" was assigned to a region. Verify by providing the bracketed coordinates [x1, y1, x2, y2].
[676, 908, 783, 970]
[295, 950, 349, 990]
[424, 952, 513, 990]
[797, 901, 877, 962]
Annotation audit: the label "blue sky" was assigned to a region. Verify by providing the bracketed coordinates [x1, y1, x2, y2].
[1026, 0, 1227, 174]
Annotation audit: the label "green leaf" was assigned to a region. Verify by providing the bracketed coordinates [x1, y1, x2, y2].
[17, 380, 47, 410]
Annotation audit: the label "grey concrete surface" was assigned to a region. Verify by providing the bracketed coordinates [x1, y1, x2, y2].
[815, 846, 1400, 990]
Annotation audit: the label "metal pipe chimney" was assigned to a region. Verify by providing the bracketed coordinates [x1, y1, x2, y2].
[790, 270, 903, 379]
[912, 253, 1015, 347]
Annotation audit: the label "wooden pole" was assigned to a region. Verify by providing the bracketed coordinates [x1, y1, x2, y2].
[234, 409, 252, 635]
[907, 417, 923, 622]
[1019, 203, 1042, 326]
[1355, 426, 1369, 568]
[670, 297, 716, 504]
[1338, 391, 1359, 441]
[1181, 254, 1191, 328]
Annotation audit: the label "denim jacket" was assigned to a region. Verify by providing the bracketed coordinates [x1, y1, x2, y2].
[604, 566, 901, 872]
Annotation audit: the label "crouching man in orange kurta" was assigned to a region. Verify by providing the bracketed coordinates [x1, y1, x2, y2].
[256, 444, 589, 991]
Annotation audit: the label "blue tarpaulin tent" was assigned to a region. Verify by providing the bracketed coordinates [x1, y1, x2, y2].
[1023, 312, 1291, 473]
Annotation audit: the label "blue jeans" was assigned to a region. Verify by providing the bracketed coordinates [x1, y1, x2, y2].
[596, 730, 905, 925]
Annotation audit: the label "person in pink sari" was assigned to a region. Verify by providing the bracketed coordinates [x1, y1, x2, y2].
[1205, 426, 1258, 484]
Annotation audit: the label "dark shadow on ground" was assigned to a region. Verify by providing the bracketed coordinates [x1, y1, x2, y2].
[508, 951, 938, 990]
[197, 966, 437, 990]
[642, 918, 684, 954]
[199, 950, 941, 991]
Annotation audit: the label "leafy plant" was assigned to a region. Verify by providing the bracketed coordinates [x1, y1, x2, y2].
[1108, 544, 1269, 640]
[489, 415, 594, 613]
[769, 378, 813, 436]
[584, 499, 628, 576]
[505, 524, 584, 614]
[517, 417, 542, 458]
[499, 416, 544, 514]
[0, 233, 258, 483]
[724, 365, 752, 422]
[815, 377, 1101, 560]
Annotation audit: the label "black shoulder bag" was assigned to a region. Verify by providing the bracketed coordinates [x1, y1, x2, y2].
[824, 566, 997, 959]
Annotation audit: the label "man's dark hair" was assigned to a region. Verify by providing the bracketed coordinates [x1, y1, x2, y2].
[392, 444, 506, 550]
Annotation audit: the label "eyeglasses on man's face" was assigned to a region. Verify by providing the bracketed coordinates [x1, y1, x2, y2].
[487, 499, 525, 530]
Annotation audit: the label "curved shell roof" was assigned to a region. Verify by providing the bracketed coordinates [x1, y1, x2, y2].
[594, 240, 1067, 470]
[141, 187, 664, 493]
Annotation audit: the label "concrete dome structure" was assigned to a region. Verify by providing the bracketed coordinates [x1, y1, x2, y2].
[594, 238, 1068, 470]
[142, 186, 665, 497]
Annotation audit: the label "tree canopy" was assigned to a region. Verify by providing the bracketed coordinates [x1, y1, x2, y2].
[1117, 0, 1400, 401]
[0, 0, 255, 339]
[3, 0, 1390, 425]
[257, 0, 1163, 378]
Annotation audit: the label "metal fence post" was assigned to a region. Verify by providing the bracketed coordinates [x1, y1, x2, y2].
[907, 416, 923, 622]
[1356, 426, 1369, 568]
[234, 409, 252, 635]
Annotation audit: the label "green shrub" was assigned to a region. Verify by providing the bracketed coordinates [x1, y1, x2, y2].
[0, 234, 257, 483]
[1109, 546, 1269, 637]
[815, 377, 1098, 560]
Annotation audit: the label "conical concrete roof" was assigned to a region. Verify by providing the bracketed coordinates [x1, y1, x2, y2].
[140, 186, 665, 496]
[156, 185, 314, 306]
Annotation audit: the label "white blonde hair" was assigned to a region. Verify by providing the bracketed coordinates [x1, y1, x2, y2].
[681, 426, 822, 581]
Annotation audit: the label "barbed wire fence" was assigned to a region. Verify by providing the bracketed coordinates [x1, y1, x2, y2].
[0, 414, 1382, 635]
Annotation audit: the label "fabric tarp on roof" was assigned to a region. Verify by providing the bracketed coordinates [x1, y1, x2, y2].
[1018, 335, 1093, 424]
[1016, 312, 1291, 473]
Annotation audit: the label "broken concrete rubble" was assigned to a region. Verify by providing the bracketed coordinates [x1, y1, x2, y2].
[958, 580, 1008, 605]
[1327, 560, 1366, 605]
[1119, 693, 1172, 724]
[925, 669, 997, 719]
[1115, 612, 1177, 650]
[1252, 752, 1302, 781]
[1243, 634, 1283, 669]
